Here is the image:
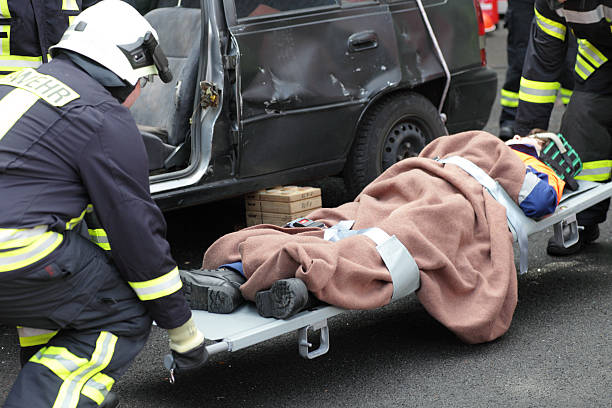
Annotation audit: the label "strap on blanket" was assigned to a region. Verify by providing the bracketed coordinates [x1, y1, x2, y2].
[324, 222, 420, 301]
[437, 156, 530, 275]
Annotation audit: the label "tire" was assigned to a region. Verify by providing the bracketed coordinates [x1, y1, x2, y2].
[343, 92, 447, 198]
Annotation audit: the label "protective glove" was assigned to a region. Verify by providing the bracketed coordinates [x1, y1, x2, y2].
[167, 317, 208, 372]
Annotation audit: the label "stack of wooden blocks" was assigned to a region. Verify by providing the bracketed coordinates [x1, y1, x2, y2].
[245, 186, 322, 227]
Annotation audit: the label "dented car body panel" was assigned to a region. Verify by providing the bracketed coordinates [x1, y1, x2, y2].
[145, 0, 497, 210]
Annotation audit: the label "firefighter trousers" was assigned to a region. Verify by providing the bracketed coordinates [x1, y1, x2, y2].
[500, 0, 576, 127]
[560, 90, 612, 226]
[0, 231, 152, 408]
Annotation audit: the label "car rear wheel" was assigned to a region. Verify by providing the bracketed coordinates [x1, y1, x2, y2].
[343, 92, 447, 198]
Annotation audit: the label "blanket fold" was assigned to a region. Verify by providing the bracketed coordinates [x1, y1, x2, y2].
[203, 131, 526, 343]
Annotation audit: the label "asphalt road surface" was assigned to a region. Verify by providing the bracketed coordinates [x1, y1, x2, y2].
[1, 25, 610, 408]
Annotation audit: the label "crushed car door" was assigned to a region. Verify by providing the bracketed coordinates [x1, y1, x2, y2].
[226, 0, 400, 177]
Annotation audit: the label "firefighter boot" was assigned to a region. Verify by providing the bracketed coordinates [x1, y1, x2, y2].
[255, 278, 321, 319]
[546, 224, 600, 256]
[180, 268, 246, 313]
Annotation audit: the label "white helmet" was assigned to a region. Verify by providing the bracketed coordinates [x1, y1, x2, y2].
[50, 0, 172, 86]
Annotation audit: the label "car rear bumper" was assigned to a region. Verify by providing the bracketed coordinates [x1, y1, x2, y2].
[444, 66, 498, 134]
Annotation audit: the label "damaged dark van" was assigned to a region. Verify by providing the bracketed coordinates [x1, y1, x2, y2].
[130, 0, 497, 210]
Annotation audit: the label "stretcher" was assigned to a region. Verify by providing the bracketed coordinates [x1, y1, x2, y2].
[165, 179, 612, 380]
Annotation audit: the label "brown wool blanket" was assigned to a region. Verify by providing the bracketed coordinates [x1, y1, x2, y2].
[203, 131, 527, 343]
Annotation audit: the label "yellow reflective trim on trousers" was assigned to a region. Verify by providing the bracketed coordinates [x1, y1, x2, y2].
[0, 88, 39, 141]
[65, 205, 92, 230]
[0, 0, 10, 18]
[535, 7, 566, 41]
[81, 373, 114, 405]
[519, 77, 559, 104]
[31, 346, 88, 381]
[88, 229, 111, 251]
[0, 225, 48, 249]
[500, 89, 519, 107]
[0, 25, 9, 56]
[53, 331, 117, 408]
[0, 231, 63, 272]
[17, 326, 59, 347]
[578, 39, 608, 68]
[575, 54, 594, 80]
[129, 267, 183, 301]
[575, 160, 612, 182]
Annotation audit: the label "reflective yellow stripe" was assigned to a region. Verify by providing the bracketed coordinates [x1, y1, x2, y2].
[65, 205, 92, 230]
[559, 88, 572, 105]
[0, 68, 80, 107]
[575, 160, 612, 182]
[129, 267, 183, 301]
[17, 326, 59, 347]
[81, 373, 114, 405]
[0, 88, 39, 141]
[31, 346, 88, 381]
[0, 225, 48, 250]
[0, 25, 9, 56]
[62, 0, 80, 11]
[0, 0, 10, 18]
[500, 89, 519, 108]
[53, 331, 117, 408]
[575, 54, 594, 80]
[0, 231, 63, 272]
[519, 77, 559, 104]
[578, 39, 608, 68]
[0, 55, 44, 74]
[535, 7, 566, 41]
[88, 228, 111, 251]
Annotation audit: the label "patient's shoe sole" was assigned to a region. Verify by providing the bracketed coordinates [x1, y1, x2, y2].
[255, 278, 309, 319]
[183, 281, 209, 310]
[208, 286, 244, 314]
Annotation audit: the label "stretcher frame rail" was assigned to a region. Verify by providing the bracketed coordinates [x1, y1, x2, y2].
[185, 180, 612, 368]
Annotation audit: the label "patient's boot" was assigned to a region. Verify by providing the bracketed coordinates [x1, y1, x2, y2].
[255, 278, 320, 319]
[180, 268, 246, 314]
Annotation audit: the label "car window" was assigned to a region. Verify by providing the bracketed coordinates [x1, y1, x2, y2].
[235, 0, 378, 20]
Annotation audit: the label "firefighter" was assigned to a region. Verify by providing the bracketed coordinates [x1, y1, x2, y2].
[0, 1, 206, 407]
[498, 0, 576, 140]
[515, 0, 612, 255]
[0, 0, 111, 78]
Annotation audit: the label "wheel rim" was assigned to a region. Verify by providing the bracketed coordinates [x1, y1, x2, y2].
[381, 119, 427, 171]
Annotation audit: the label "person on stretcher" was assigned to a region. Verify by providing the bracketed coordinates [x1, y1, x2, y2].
[182, 130, 581, 344]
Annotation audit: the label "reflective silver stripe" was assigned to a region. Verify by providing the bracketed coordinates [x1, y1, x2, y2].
[535, 8, 566, 40]
[0, 88, 39, 141]
[324, 224, 420, 300]
[577, 167, 612, 177]
[0, 225, 48, 248]
[438, 156, 530, 274]
[578, 39, 607, 67]
[519, 85, 558, 98]
[575, 55, 594, 80]
[0, 58, 42, 68]
[128, 267, 183, 301]
[62, 0, 79, 11]
[54, 331, 117, 408]
[559, 6, 612, 24]
[517, 171, 541, 205]
[33, 349, 82, 374]
[17, 326, 58, 347]
[0, 231, 63, 272]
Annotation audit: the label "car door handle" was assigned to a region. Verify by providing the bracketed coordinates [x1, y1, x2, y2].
[348, 31, 378, 52]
